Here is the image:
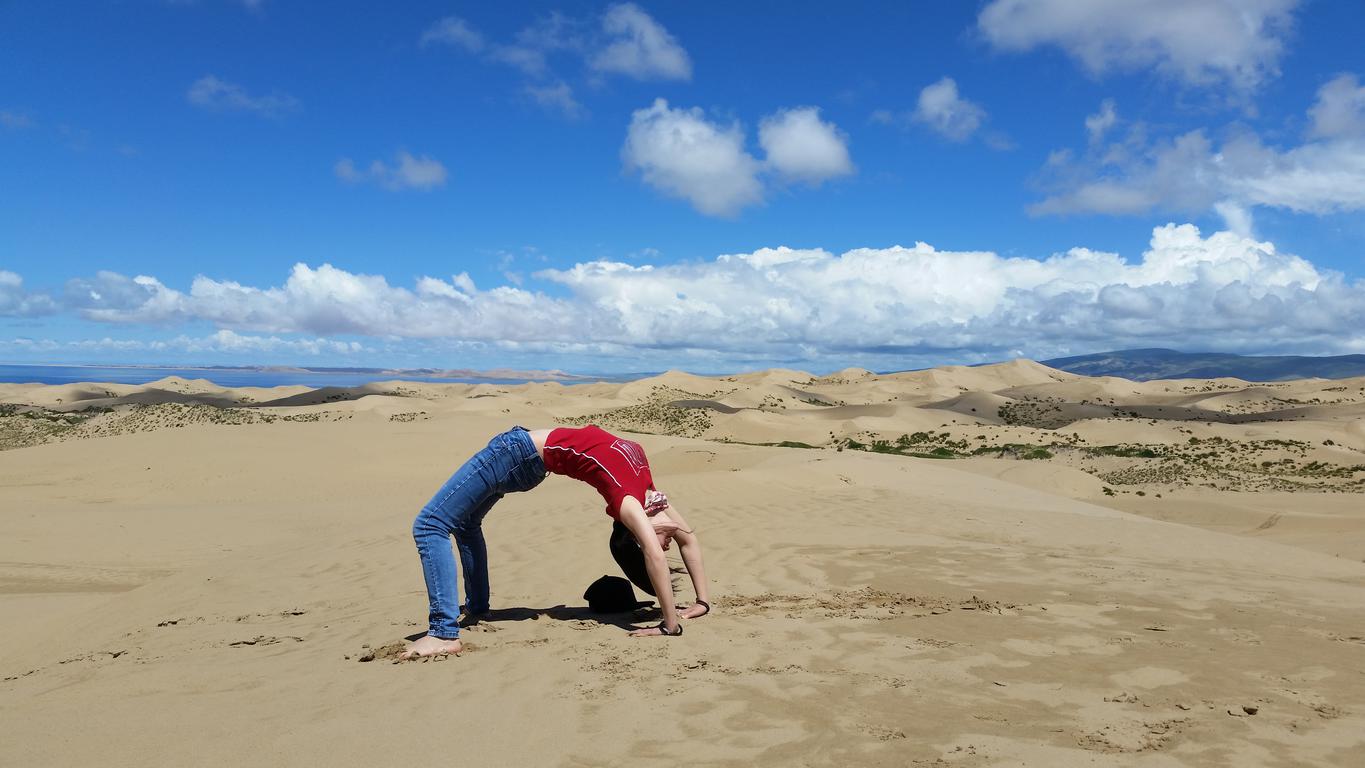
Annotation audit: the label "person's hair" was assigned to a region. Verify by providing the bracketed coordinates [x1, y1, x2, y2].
[609, 520, 655, 595]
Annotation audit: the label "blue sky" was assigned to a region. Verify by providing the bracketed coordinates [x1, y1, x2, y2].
[2, 0, 1364, 373]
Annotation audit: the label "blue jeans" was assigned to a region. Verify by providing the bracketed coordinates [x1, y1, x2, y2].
[412, 427, 547, 638]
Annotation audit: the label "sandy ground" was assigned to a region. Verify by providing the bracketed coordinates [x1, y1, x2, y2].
[2, 364, 1364, 767]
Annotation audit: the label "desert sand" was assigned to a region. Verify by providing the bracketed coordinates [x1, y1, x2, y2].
[2, 361, 1364, 767]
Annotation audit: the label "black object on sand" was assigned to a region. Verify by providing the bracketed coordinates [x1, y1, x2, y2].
[584, 575, 653, 613]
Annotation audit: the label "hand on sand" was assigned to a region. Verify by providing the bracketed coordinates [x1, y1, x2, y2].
[399, 635, 463, 660]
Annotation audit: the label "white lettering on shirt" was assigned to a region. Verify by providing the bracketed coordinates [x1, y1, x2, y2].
[611, 438, 649, 476]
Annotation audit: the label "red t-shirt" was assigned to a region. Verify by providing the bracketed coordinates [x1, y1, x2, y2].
[543, 425, 655, 518]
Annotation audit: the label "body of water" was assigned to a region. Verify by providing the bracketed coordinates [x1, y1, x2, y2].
[0, 364, 600, 388]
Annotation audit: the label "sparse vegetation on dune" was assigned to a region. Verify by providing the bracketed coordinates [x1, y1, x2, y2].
[998, 396, 1071, 428]
[719, 438, 821, 449]
[826, 424, 1364, 493]
[0, 403, 117, 450]
[832, 430, 1365, 494]
[559, 385, 716, 438]
[0, 401, 362, 450]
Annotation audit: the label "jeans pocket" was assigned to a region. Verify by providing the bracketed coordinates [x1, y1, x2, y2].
[498, 456, 533, 493]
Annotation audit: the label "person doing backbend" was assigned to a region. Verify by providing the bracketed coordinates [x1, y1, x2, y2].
[401, 424, 712, 660]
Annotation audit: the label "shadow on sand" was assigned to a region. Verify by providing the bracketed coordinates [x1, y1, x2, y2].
[401, 603, 660, 642]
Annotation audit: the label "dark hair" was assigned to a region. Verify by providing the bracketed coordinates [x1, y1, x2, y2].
[609, 520, 656, 596]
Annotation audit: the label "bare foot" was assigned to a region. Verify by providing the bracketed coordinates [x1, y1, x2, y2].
[399, 635, 463, 660]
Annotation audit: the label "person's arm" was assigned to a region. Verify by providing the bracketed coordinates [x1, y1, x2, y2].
[659, 503, 711, 620]
[618, 497, 681, 636]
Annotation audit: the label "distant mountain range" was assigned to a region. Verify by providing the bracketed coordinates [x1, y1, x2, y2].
[1039, 348, 1365, 382]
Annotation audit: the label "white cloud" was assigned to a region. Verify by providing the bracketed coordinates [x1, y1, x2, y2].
[76, 264, 571, 344]
[978, 0, 1300, 91]
[524, 81, 585, 119]
[51, 225, 1365, 363]
[186, 75, 299, 117]
[759, 107, 854, 185]
[913, 77, 986, 142]
[335, 151, 448, 191]
[590, 3, 691, 81]
[514, 11, 588, 55]
[0, 337, 60, 353]
[1213, 200, 1255, 238]
[0, 271, 58, 317]
[421, 6, 686, 88]
[622, 99, 763, 217]
[489, 11, 588, 76]
[622, 100, 857, 216]
[186, 330, 367, 356]
[1309, 73, 1365, 139]
[64, 271, 187, 323]
[1085, 99, 1117, 144]
[420, 16, 485, 52]
[420, 15, 555, 75]
[535, 224, 1352, 357]
[2, 331, 366, 357]
[489, 46, 550, 76]
[1034, 76, 1365, 217]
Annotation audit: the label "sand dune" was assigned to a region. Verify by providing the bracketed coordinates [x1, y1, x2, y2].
[922, 391, 1013, 423]
[3, 361, 1364, 766]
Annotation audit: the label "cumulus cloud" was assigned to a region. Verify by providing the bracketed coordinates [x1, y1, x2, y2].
[590, 3, 691, 81]
[0, 271, 58, 317]
[874, 78, 1007, 147]
[335, 151, 448, 191]
[912, 78, 986, 142]
[1034, 76, 1365, 217]
[535, 224, 1356, 358]
[759, 107, 854, 185]
[622, 99, 764, 217]
[50, 225, 1365, 364]
[63, 271, 187, 323]
[186, 75, 299, 117]
[978, 0, 1300, 91]
[622, 100, 856, 215]
[69, 264, 574, 345]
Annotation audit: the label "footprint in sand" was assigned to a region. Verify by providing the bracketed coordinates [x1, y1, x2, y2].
[723, 588, 969, 620]
[354, 640, 478, 663]
[230, 635, 303, 647]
